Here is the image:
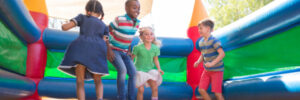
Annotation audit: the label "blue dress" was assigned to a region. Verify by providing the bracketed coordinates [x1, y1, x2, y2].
[58, 14, 109, 80]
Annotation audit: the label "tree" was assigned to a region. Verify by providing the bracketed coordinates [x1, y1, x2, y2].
[205, 0, 273, 30]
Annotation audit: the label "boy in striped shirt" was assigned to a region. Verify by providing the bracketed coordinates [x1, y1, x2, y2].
[194, 19, 225, 100]
[107, 0, 140, 100]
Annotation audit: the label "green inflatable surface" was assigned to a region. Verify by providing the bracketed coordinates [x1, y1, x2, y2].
[45, 51, 187, 82]
[0, 20, 27, 75]
[223, 25, 300, 79]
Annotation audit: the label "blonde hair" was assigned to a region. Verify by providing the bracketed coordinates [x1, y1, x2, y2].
[139, 27, 162, 47]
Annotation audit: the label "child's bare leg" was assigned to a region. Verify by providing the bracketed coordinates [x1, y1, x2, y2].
[93, 74, 103, 100]
[76, 64, 86, 100]
[198, 88, 211, 100]
[148, 80, 158, 100]
[137, 85, 144, 100]
[215, 93, 224, 100]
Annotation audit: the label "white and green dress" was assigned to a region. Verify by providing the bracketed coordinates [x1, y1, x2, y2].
[132, 43, 162, 87]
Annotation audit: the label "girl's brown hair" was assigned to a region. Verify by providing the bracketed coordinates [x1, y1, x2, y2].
[198, 18, 214, 31]
[85, 0, 104, 19]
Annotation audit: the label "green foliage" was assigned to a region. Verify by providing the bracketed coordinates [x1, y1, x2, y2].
[205, 0, 273, 29]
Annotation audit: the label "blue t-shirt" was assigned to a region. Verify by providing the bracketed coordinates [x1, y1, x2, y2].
[198, 36, 224, 71]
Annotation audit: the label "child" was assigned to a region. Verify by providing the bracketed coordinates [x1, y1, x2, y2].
[106, 0, 140, 100]
[131, 27, 164, 100]
[58, 1, 109, 100]
[194, 19, 225, 100]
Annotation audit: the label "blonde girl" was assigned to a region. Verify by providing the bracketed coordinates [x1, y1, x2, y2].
[131, 27, 164, 100]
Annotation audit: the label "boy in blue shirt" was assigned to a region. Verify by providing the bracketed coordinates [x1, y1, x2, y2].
[194, 19, 225, 100]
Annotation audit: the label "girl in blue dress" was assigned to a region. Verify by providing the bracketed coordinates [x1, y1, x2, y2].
[58, 1, 108, 100]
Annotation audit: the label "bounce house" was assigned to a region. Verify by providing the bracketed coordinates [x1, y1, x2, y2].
[0, 0, 300, 100]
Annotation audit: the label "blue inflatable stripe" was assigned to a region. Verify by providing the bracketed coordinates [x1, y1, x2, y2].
[38, 77, 193, 100]
[224, 71, 300, 100]
[43, 28, 194, 57]
[227, 68, 300, 81]
[0, 0, 41, 44]
[130, 37, 194, 57]
[0, 68, 36, 99]
[43, 28, 79, 50]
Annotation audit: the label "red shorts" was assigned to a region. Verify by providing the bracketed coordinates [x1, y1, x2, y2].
[199, 70, 223, 93]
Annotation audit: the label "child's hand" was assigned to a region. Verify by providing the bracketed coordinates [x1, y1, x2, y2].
[61, 20, 76, 31]
[194, 61, 200, 68]
[127, 52, 133, 57]
[158, 69, 164, 75]
[205, 62, 214, 68]
[103, 35, 109, 41]
[107, 49, 115, 62]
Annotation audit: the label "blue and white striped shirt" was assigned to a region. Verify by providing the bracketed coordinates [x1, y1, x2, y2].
[198, 36, 224, 71]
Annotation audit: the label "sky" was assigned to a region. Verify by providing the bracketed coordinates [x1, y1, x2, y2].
[140, 0, 194, 38]
[46, 0, 210, 38]
[140, 0, 211, 38]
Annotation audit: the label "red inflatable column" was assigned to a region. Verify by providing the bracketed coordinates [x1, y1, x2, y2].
[186, 0, 208, 100]
[23, 0, 48, 99]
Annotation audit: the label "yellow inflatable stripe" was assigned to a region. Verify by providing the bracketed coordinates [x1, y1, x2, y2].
[189, 0, 208, 27]
[24, 0, 48, 15]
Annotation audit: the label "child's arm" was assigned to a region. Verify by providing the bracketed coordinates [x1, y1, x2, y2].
[103, 35, 109, 41]
[131, 46, 137, 60]
[205, 48, 225, 67]
[107, 26, 115, 62]
[127, 44, 133, 58]
[131, 54, 135, 60]
[62, 21, 76, 31]
[154, 56, 164, 75]
[194, 55, 203, 67]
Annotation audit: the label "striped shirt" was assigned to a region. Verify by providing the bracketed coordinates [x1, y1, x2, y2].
[198, 35, 224, 71]
[109, 14, 140, 50]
